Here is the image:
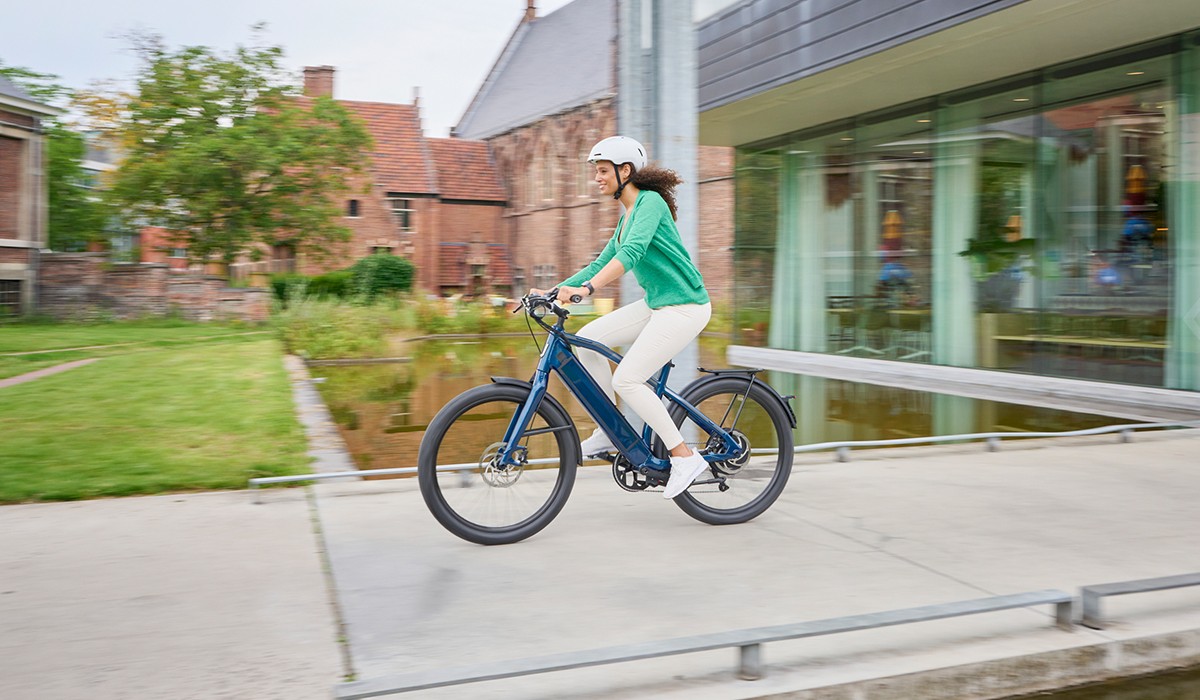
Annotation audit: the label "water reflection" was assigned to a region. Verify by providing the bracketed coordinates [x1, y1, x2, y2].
[308, 336, 1127, 474]
[1036, 666, 1200, 699]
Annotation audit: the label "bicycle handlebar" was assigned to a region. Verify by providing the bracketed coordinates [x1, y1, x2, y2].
[515, 289, 585, 331]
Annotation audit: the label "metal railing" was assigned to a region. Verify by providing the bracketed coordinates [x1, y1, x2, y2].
[247, 420, 1199, 498]
[332, 573, 1200, 698]
[1081, 572, 1200, 629]
[334, 590, 1074, 699]
[770, 419, 1199, 462]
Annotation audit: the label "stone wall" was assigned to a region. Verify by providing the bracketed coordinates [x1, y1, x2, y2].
[38, 253, 269, 322]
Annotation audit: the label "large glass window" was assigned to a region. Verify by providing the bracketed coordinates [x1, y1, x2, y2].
[844, 113, 933, 361]
[731, 148, 780, 344]
[732, 34, 1200, 390]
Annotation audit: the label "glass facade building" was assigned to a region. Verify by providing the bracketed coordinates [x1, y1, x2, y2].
[726, 30, 1200, 392]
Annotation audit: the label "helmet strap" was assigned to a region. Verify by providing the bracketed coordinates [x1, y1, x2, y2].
[612, 163, 630, 200]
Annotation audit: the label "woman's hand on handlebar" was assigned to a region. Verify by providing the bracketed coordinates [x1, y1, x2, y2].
[555, 286, 588, 304]
[525, 287, 585, 304]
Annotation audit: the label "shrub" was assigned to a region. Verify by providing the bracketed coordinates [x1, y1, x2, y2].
[351, 255, 416, 301]
[308, 269, 353, 298]
[272, 297, 400, 359]
[270, 273, 308, 305]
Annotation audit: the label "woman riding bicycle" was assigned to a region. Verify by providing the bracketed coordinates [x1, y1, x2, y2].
[532, 136, 712, 500]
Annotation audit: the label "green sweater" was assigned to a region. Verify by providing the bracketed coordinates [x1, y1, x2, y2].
[560, 190, 709, 309]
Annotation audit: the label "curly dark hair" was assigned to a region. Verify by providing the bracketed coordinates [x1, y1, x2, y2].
[628, 165, 683, 221]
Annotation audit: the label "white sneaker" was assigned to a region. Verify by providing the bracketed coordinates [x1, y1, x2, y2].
[579, 429, 616, 457]
[663, 450, 709, 499]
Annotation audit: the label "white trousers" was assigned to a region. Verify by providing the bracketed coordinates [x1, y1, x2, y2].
[575, 299, 712, 450]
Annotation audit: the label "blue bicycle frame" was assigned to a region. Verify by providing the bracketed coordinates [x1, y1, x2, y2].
[495, 307, 742, 473]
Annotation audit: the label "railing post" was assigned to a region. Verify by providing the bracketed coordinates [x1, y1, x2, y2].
[738, 643, 762, 680]
[1055, 599, 1074, 631]
[1081, 589, 1103, 629]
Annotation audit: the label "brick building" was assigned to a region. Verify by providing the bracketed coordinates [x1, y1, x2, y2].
[454, 0, 734, 303]
[292, 67, 511, 296]
[0, 75, 57, 315]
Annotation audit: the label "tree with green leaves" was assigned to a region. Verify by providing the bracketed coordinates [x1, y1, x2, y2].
[107, 30, 372, 264]
[0, 63, 108, 251]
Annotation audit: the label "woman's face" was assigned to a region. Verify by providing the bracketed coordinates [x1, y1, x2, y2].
[593, 161, 628, 197]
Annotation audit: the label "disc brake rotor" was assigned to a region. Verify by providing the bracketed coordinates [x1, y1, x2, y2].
[477, 442, 525, 488]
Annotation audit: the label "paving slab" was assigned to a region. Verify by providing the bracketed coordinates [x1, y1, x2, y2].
[309, 428, 1200, 699]
[0, 489, 343, 700]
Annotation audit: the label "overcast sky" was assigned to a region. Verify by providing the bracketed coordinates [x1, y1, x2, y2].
[1, 0, 738, 137]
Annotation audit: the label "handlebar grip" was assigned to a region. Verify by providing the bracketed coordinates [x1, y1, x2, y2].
[569, 294, 583, 304]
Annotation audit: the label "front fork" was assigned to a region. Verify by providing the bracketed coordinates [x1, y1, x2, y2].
[495, 368, 552, 469]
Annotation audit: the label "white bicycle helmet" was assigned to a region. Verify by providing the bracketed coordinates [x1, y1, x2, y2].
[588, 136, 647, 199]
[588, 136, 647, 170]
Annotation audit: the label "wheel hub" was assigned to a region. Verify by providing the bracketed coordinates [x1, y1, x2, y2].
[477, 442, 525, 488]
[707, 429, 751, 476]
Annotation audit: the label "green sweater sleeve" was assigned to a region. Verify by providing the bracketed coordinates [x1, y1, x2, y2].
[557, 190, 708, 308]
[559, 233, 617, 288]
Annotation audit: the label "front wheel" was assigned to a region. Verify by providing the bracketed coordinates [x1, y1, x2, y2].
[668, 377, 794, 525]
[418, 384, 579, 545]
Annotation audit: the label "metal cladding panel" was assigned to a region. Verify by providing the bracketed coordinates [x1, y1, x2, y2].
[698, 0, 1027, 111]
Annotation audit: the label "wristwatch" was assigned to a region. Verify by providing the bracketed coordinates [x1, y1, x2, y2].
[582, 281, 595, 296]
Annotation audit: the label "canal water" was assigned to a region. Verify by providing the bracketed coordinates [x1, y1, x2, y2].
[307, 334, 1192, 698]
[306, 335, 1135, 475]
[1032, 666, 1200, 699]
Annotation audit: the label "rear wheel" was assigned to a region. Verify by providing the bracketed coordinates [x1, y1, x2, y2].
[668, 377, 793, 525]
[418, 384, 578, 545]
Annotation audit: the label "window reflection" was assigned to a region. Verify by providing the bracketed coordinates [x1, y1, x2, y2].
[731, 37, 1192, 389]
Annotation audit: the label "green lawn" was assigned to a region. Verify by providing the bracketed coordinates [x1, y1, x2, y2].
[0, 331, 310, 502]
[0, 320, 268, 379]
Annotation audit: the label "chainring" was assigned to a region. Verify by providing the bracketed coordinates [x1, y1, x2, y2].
[612, 454, 651, 491]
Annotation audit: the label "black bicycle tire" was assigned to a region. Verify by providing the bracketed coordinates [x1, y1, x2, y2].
[417, 383, 578, 545]
[668, 377, 794, 525]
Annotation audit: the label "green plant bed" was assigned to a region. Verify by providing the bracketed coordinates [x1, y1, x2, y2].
[0, 338, 309, 502]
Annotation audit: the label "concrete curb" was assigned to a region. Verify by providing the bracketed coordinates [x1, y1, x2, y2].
[753, 628, 1200, 699]
[283, 354, 360, 478]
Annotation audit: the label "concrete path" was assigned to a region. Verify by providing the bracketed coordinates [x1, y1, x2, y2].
[313, 428, 1200, 699]
[2, 430, 1197, 699]
[0, 358, 98, 389]
[0, 489, 342, 700]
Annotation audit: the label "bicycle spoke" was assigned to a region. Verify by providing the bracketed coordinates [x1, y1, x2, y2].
[419, 384, 577, 544]
[669, 376, 793, 524]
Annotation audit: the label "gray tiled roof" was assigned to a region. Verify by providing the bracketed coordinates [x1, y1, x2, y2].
[0, 74, 38, 102]
[0, 74, 56, 116]
[454, 0, 615, 140]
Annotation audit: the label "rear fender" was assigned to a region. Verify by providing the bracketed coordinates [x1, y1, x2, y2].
[680, 370, 797, 429]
